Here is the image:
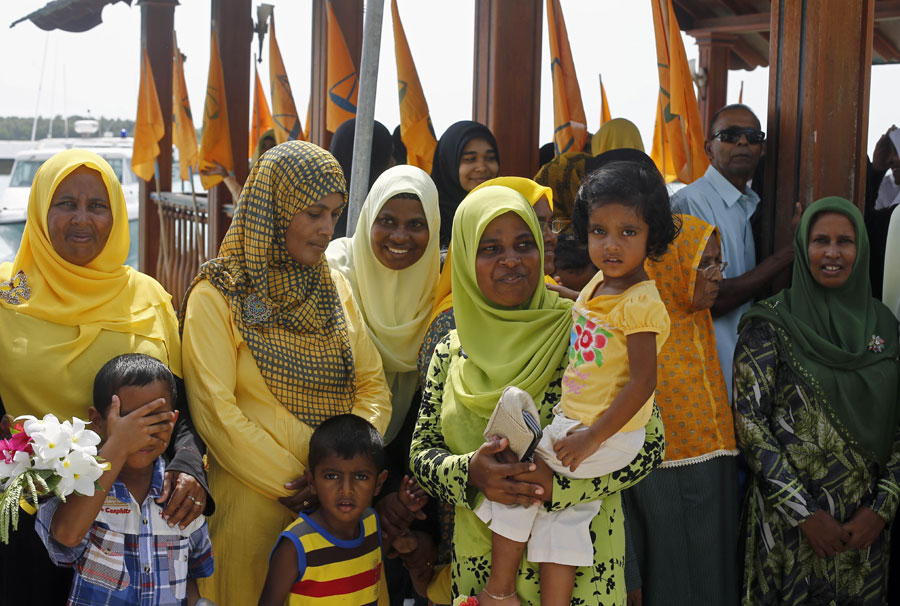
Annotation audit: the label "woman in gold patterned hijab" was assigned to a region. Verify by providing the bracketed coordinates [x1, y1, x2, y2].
[181, 140, 391, 605]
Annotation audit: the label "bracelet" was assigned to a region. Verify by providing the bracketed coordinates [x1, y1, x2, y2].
[483, 587, 517, 600]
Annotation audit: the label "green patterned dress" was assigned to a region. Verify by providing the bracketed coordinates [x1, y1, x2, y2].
[410, 333, 666, 605]
[734, 319, 900, 606]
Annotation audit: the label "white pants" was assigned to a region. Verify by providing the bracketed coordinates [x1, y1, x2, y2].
[475, 411, 645, 566]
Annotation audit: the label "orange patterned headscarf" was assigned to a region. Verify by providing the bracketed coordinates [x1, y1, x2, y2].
[645, 215, 737, 463]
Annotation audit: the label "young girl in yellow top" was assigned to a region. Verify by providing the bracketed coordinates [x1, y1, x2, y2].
[475, 161, 678, 606]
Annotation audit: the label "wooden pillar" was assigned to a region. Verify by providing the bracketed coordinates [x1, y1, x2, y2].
[472, 0, 542, 178]
[762, 0, 874, 266]
[694, 33, 734, 136]
[137, 0, 176, 277]
[309, 0, 363, 149]
[207, 0, 252, 257]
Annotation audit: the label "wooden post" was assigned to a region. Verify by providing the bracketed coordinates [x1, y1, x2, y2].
[472, 0, 543, 179]
[694, 33, 735, 136]
[762, 0, 874, 269]
[309, 0, 363, 149]
[137, 0, 176, 277]
[207, 0, 252, 257]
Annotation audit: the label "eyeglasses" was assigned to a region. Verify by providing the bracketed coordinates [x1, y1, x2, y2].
[696, 261, 728, 278]
[540, 219, 570, 234]
[711, 127, 765, 145]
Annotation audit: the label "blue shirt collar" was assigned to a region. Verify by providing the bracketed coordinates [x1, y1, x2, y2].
[704, 165, 759, 208]
[109, 456, 166, 503]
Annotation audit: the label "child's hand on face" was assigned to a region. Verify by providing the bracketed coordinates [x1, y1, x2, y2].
[553, 430, 603, 473]
[104, 395, 176, 458]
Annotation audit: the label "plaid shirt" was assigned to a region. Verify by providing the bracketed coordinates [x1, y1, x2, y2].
[36, 457, 214, 606]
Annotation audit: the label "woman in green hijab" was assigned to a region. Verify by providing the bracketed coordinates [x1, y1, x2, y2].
[409, 186, 665, 605]
[734, 197, 900, 606]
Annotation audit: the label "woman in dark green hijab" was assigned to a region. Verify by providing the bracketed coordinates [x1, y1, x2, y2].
[733, 196, 900, 606]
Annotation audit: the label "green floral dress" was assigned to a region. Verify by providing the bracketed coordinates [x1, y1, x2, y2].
[734, 319, 900, 606]
[410, 333, 666, 605]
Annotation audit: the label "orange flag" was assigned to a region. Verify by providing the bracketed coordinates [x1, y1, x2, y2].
[198, 31, 233, 190]
[738, 80, 744, 104]
[172, 36, 198, 182]
[650, 0, 708, 183]
[651, 93, 679, 183]
[547, 0, 587, 155]
[391, 0, 436, 173]
[268, 18, 302, 144]
[326, 2, 358, 132]
[599, 74, 611, 128]
[132, 48, 165, 182]
[250, 64, 275, 157]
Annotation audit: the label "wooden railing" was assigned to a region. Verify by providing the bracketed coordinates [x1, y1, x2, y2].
[151, 192, 210, 310]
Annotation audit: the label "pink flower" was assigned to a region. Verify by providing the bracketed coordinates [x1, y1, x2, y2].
[578, 330, 593, 349]
[458, 598, 479, 606]
[8, 429, 33, 455]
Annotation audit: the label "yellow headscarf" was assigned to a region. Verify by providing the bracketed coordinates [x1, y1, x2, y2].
[0, 149, 181, 419]
[428, 177, 553, 324]
[326, 165, 440, 442]
[590, 117, 645, 156]
[182, 140, 355, 429]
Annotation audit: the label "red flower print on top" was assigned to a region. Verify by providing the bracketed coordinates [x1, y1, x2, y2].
[569, 313, 613, 368]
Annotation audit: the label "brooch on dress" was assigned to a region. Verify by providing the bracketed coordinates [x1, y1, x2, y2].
[868, 334, 885, 353]
[0, 270, 30, 305]
[242, 293, 271, 324]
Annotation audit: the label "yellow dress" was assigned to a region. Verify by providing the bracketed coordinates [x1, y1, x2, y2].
[182, 270, 391, 606]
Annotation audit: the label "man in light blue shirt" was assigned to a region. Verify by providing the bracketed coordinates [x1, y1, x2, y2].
[671, 104, 794, 399]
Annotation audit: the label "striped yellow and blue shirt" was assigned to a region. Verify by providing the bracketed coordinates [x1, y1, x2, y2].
[279, 508, 385, 605]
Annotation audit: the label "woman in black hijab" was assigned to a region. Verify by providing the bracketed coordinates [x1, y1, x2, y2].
[329, 118, 395, 238]
[430, 120, 500, 247]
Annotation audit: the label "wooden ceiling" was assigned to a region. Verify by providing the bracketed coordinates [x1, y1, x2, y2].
[674, 0, 900, 69]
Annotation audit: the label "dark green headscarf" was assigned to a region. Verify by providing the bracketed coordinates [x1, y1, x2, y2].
[740, 197, 900, 464]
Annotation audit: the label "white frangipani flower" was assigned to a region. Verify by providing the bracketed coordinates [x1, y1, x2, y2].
[65, 418, 101, 456]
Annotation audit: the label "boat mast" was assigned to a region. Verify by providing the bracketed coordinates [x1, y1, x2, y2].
[31, 33, 50, 141]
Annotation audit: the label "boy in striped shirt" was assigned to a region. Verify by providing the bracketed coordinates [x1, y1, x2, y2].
[259, 415, 396, 605]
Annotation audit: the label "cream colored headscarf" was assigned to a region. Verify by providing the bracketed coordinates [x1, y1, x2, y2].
[326, 165, 440, 442]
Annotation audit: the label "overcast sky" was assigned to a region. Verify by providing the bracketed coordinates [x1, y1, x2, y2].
[1, 0, 896, 156]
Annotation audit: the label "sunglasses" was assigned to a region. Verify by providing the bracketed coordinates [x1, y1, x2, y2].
[711, 127, 765, 145]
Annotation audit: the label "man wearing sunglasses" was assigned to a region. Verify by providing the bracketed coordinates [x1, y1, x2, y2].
[671, 104, 795, 400]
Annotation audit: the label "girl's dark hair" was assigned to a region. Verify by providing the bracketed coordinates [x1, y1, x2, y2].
[572, 161, 679, 261]
[93, 353, 177, 417]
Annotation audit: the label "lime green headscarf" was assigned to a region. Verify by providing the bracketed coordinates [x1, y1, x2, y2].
[740, 197, 900, 464]
[442, 186, 572, 455]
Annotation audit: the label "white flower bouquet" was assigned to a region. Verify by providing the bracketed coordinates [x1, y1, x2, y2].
[0, 414, 107, 544]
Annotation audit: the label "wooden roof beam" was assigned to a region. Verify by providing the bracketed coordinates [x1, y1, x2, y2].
[875, 1, 900, 20]
[731, 37, 768, 68]
[874, 29, 900, 61]
[686, 11, 769, 36]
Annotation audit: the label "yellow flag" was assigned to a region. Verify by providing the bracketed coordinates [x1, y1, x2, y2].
[547, 0, 587, 155]
[391, 0, 436, 173]
[651, 93, 679, 183]
[198, 32, 233, 190]
[650, 0, 708, 183]
[599, 75, 611, 128]
[172, 37, 198, 182]
[326, 2, 358, 132]
[132, 48, 165, 182]
[250, 64, 275, 157]
[269, 19, 302, 144]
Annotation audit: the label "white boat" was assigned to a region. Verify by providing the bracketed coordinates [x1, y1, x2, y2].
[0, 120, 141, 267]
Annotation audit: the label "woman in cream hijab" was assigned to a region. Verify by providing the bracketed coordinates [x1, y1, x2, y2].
[0, 149, 209, 602]
[326, 164, 441, 444]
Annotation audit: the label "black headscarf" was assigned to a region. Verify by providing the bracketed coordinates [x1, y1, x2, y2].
[329, 118, 394, 238]
[430, 120, 500, 246]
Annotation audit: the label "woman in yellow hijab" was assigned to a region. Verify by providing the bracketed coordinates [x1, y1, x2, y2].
[180, 140, 391, 605]
[0, 149, 210, 603]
